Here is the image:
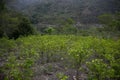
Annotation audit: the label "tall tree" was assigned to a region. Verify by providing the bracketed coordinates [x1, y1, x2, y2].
[0, 0, 5, 12]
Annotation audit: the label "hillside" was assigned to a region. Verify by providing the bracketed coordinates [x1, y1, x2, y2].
[0, 1, 120, 80]
[8, 0, 120, 25]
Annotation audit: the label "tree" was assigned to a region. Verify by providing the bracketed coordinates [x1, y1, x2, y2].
[99, 13, 120, 31]
[44, 26, 55, 35]
[0, 11, 36, 39]
[0, 0, 37, 39]
[12, 17, 36, 39]
[0, 0, 5, 12]
[60, 18, 77, 34]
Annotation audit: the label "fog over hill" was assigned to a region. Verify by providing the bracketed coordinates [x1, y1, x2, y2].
[8, 0, 120, 25]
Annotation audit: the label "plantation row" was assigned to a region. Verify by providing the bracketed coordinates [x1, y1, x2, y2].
[0, 35, 120, 80]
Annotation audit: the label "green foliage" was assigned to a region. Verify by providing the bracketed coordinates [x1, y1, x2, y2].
[58, 18, 77, 34]
[44, 26, 56, 35]
[0, 10, 36, 39]
[87, 59, 114, 80]
[13, 17, 36, 38]
[0, 37, 15, 56]
[69, 37, 93, 68]
[57, 72, 68, 80]
[65, 18, 75, 25]
[62, 24, 77, 34]
[0, 0, 37, 39]
[0, 35, 120, 80]
[99, 13, 120, 31]
[99, 14, 113, 25]
[0, 0, 6, 12]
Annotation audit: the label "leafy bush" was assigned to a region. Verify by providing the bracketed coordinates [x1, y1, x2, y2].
[0, 35, 120, 80]
[44, 26, 56, 35]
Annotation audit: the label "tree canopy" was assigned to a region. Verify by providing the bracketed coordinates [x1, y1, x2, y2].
[0, 0, 36, 39]
[99, 13, 120, 31]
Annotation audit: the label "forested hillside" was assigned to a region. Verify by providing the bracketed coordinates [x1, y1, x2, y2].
[8, 0, 120, 24]
[0, 0, 120, 80]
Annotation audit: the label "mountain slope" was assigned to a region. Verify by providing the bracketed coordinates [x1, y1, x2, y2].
[8, 0, 120, 24]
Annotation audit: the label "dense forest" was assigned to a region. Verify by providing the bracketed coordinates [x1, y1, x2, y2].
[7, 0, 120, 33]
[0, 0, 120, 80]
[8, 0, 120, 23]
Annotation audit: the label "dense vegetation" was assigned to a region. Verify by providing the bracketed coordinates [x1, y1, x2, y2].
[0, 0, 36, 39]
[0, 0, 120, 80]
[0, 35, 120, 80]
[99, 13, 120, 31]
[8, 0, 120, 24]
